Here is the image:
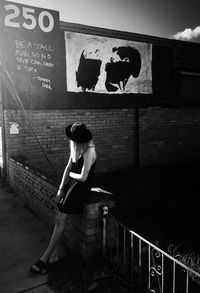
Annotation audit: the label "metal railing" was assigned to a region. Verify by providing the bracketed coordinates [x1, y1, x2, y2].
[103, 211, 200, 293]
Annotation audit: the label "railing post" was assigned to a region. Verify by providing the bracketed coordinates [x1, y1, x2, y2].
[102, 205, 108, 258]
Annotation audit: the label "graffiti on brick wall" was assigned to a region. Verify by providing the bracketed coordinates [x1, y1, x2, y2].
[13, 168, 57, 213]
[65, 32, 152, 94]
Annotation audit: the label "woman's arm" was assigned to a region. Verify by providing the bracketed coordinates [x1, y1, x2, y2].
[58, 156, 73, 190]
[55, 156, 72, 202]
[69, 147, 96, 182]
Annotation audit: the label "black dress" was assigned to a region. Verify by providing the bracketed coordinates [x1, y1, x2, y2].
[57, 155, 96, 214]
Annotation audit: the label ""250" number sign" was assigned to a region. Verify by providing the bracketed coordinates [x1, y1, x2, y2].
[4, 4, 55, 33]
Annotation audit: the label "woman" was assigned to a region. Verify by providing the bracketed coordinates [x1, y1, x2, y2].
[31, 122, 97, 274]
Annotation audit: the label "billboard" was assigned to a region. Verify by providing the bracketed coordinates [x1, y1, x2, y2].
[65, 32, 152, 94]
[0, 1, 61, 108]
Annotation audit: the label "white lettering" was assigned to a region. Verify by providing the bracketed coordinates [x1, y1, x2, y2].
[42, 83, 52, 90]
[15, 40, 26, 49]
[15, 49, 30, 58]
[35, 76, 51, 83]
[34, 43, 54, 51]
[31, 52, 40, 58]
[4, 5, 54, 33]
[43, 62, 54, 67]
[15, 40, 32, 49]
[16, 57, 29, 64]
[24, 66, 37, 73]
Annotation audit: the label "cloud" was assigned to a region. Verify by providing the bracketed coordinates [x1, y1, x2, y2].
[172, 26, 200, 41]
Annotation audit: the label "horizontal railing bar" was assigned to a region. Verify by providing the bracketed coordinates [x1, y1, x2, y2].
[116, 220, 200, 278]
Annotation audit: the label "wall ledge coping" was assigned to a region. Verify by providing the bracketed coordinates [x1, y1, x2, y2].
[9, 156, 57, 188]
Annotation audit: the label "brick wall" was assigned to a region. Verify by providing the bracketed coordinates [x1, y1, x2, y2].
[4, 109, 136, 179]
[4, 106, 200, 180]
[4, 110, 23, 158]
[140, 107, 200, 166]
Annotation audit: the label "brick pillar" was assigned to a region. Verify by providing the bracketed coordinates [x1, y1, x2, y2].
[63, 188, 115, 260]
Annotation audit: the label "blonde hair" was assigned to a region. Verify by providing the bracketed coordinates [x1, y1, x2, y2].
[70, 140, 94, 162]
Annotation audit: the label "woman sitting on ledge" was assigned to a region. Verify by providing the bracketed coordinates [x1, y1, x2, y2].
[31, 122, 97, 274]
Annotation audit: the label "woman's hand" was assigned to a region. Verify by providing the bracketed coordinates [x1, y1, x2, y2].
[55, 189, 64, 203]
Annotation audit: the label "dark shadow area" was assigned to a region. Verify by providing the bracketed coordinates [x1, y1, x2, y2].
[47, 251, 126, 293]
[93, 160, 200, 254]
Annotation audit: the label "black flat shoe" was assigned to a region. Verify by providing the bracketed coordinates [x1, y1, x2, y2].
[30, 259, 48, 275]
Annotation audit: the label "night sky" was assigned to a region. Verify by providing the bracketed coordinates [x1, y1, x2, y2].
[9, 0, 200, 42]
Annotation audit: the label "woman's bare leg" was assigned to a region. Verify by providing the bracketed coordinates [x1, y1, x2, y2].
[40, 211, 68, 263]
[48, 246, 59, 264]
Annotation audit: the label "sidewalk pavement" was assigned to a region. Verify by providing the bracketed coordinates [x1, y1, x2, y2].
[0, 181, 53, 293]
[0, 181, 132, 293]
